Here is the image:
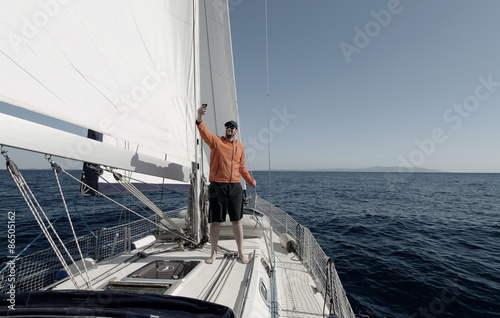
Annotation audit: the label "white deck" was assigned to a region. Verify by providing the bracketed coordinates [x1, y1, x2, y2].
[53, 232, 329, 318]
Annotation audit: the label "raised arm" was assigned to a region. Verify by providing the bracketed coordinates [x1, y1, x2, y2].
[196, 104, 217, 147]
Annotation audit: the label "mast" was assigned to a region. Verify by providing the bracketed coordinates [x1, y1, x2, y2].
[190, 0, 203, 244]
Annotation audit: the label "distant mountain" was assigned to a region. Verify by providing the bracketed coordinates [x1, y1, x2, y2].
[262, 167, 444, 173]
[309, 166, 443, 173]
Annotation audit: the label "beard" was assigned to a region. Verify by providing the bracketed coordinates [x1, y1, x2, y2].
[225, 131, 236, 140]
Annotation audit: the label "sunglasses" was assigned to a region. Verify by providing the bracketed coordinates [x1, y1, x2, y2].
[225, 126, 236, 130]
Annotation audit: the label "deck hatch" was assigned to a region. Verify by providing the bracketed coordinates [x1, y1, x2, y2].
[127, 260, 200, 280]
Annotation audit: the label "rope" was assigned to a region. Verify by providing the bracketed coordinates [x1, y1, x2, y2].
[2, 152, 80, 288]
[70, 196, 122, 260]
[49, 157, 93, 288]
[84, 166, 156, 225]
[0, 209, 65, 276]
[199, 175, 210, 241]
[186, 171, 210, 245]
[71, 197, 100, 241]
[263, 1, 278, 316]
[111, 170, 186, 235]
[59, 166, 197, 245]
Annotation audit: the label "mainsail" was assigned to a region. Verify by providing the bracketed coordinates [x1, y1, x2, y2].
[1, 1, 192, 180]
[0, 1, 239, 181]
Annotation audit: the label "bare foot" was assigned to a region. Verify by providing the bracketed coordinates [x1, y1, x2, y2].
[238, 254, 250, 264]
[205, 253, 216, 264]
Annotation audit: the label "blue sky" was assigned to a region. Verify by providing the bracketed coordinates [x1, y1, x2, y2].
[2, 0, 500, 173]
[231, 0, 500, 173]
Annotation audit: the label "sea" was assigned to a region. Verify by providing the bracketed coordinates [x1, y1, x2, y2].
[1, 169, 499, 318]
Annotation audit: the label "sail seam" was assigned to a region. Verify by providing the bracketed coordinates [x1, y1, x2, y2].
[0, 50, 66, 104]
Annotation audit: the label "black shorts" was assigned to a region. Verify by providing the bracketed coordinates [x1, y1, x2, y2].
[208, 182, 244, 223]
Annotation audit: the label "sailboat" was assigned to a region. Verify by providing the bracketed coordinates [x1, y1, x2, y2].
[0, 1, 355, 317]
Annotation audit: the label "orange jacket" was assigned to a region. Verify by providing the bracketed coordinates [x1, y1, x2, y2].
[197, 120, 256, 187]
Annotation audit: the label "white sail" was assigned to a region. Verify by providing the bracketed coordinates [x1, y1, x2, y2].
[0, 0, 243, 244]
[199, 0, 240, 136]
[0, 1, 197, 165]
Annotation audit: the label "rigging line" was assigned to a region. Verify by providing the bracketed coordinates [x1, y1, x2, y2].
[5, 161, 80, 288]
[114, 170, 181, 194]
[264, 0, 272, 208]
[264, 1, 278, 317]
[0, 209, 66, 276]
[49, 158, 93, 289]
[59, 167, 197, 245]
[71, 197, 102, 241]
[83, 168, 153, 224]
[112, 171, 186, 234]
[86, 164, 161, 218]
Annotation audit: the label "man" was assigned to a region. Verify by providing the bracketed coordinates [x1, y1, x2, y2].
[196, 104, 256, 264]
